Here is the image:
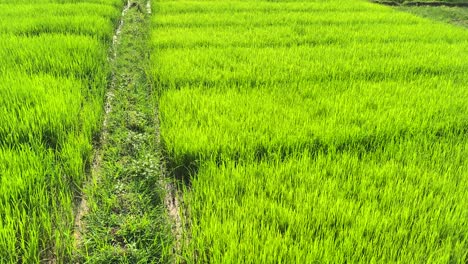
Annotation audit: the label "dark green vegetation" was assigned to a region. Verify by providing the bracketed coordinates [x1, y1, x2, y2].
[0, 0, 124, 262]
[77, 0, 172, 262]
[379, 0, 468, 5]
[151, 0, 468, 262]
[398, 5, 468, 28]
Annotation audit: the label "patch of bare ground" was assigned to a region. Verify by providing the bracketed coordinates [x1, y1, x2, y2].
[72, 0, 173, 262]
[72, 0, 130, 257]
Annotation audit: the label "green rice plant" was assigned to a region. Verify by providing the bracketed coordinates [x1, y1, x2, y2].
[152, 0, 468, 262]
[0, 16, 115, 41]
[0, 0, 124, 262]
[185, 138, 468, 262]
[0, 3, 119, 18]
[0, 2, 122, 40]
[159, 78, 468, 167]
[0, 34, 109, 84]
[0, 0, 123, 6]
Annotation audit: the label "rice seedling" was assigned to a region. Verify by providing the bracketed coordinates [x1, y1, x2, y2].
[151, 0, 468, 262]
[0, 0, 124, 262]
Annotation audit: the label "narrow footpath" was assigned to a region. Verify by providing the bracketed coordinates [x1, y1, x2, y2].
[73, 0, 174, 262]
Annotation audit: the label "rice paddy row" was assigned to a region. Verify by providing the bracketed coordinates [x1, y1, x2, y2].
[151, 0, 468, 262]
[0, 0, 124, 262]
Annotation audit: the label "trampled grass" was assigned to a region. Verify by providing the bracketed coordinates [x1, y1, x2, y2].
[151, 0, 468, 262]
[0, 0, 123, 262]
[76, 0, 173, 262]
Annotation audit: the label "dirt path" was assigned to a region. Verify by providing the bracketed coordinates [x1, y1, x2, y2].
[72, 0, 178, 262]
[72, 0, 131, 253]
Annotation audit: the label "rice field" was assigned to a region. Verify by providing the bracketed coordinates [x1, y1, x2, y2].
[151, 0, 468, 262]
[0, 0, 123, 262]
[1, 0, 468, 262]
